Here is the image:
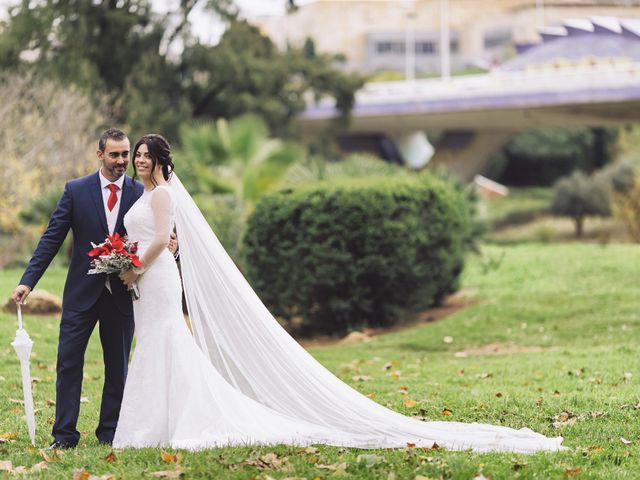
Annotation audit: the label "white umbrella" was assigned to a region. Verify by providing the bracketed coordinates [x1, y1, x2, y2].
[11, 303, 36, 446]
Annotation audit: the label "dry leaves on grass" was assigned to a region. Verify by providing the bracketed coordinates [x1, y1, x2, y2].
[404, 399, 417, 408]
[104, 451, 118, 463]
[246, 452, 287, 470]
[73, 469, 115, 480]
[0, 460, 49, 475]
[441, 408, 453, 416]
[38, 449, 60, 463]
[161, 451, 183, 464]
[150, 467, 184, 478]
[0, 432, 18, 444]
[553, 411, 606, 428]
[564, 467, 582, 477]
[316, 462, 347, 474]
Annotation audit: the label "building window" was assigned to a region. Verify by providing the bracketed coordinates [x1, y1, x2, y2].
[376, 41, 406, 54]
[416, 41, 435, 54]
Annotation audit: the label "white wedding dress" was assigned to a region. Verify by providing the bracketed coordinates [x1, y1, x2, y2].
[113, 178, 564, 453]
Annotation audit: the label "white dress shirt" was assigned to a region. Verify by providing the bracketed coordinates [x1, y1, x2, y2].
[99, 169, 125, 235]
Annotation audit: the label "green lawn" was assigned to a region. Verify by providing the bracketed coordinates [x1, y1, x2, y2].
[1, 243, 640, 478]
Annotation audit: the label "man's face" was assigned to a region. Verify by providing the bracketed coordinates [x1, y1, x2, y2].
[98, 138, 130, 182]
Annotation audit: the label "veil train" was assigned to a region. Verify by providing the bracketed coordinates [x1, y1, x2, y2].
[169, 174, 563, 453]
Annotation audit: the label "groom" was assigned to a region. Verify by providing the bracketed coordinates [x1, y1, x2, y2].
[11, 128, 174, 449]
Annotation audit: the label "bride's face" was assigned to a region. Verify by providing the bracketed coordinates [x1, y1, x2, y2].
[135, 144, 157, 180]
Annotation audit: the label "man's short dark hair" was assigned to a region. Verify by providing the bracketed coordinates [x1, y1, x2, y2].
[98, 128, 127, 152]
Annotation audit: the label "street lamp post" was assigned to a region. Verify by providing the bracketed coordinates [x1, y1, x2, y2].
[440, 0, 451, 80]
[536, 0, 545, 27]
[404, 0, 416, 82]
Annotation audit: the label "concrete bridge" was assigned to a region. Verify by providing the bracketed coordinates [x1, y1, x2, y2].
[298, 63, 640, 180]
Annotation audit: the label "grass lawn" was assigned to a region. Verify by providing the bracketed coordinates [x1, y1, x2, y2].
[1, 243, 640, 479]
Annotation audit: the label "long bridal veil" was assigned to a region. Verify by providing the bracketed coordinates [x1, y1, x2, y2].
[168, 174, 563, 453]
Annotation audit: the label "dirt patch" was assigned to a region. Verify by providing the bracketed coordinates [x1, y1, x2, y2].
[298, 289, 478, 348]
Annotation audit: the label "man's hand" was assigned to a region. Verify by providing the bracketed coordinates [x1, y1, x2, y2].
[119, 270, 139, 288]
[12, 285, 32, 305]
[168, 232, 178, 256]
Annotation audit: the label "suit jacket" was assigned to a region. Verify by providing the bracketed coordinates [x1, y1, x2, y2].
[21, 172, 144, 314]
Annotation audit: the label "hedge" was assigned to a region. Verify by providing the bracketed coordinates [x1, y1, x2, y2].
[243, 175, 474, 335]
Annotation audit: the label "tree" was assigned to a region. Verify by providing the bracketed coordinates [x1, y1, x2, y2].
[181, 21, 364, 135]
[550, 171, 611, 237]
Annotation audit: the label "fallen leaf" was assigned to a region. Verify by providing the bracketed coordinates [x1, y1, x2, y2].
[624, 372, 633, 382]
[303, 446, 319, 454]
[150, 467, 183, 478]
[161, 451, 183, 463]
[441, 408, 453, 416]
[366, 393, 377, 399]
[73, 469, 91, 480]
[553, 411, 578, 428]
[39, 449, 61, 463]
[553, 390, 561, 396]
[9, 399, 24, 405]
[474, 475, 491, 480]
[564, 467, 582, 477]
[391, 371, 402, 380]
[30, 461, 49, 472]
[421, 442, 439, 451]
[104, 451, 117, 463]
[443, 336, 454, 344]
[352, 375, 372, 382]
[475, 373, 493, 379]
[46, 399, 56, 406]
[0, 432, 18, 441]
[0, 461, 12, 472]
[398, 386, 409, 395]
[621, 437, 633, 445]
[406, 442, 416, 448]
[535, 398, 543, 407]
[404, 399, 417, 408]
[316, 462, 347, 473]
[587, 446, 605, 454]
[495, 392, 503, 398]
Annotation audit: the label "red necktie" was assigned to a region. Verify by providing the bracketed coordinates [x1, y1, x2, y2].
[106, 184, 120, 212]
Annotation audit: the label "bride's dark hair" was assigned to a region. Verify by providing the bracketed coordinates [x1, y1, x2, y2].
[132, 134, 175, 187]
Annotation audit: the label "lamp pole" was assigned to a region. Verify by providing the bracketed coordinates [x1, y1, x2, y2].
[404, 1, 416, 81]
[536, 0, 545, 27]
[440, 0, 450, 80]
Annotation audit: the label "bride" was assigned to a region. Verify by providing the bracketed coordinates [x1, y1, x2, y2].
[114, 134, 563, 453]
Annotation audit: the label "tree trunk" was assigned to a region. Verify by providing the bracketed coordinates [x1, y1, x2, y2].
[574, 216, 584, 238]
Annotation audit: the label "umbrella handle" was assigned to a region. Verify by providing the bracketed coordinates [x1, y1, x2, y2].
[16, 303, 23, 330]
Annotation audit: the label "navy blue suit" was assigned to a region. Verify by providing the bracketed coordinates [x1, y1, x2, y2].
[20, 171, 144, 445]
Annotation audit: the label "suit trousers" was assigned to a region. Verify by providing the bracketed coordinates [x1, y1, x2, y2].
[53, 287, 134, 445]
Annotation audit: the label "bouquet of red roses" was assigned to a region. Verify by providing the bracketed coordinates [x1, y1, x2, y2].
[87, 233, 143, 300]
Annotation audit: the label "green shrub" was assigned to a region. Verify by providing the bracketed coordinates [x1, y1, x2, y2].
[493, 127, 618, 186]
[243, 175, 474, 335]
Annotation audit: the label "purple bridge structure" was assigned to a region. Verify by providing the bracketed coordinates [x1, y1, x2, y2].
[297, 17, 640, 181]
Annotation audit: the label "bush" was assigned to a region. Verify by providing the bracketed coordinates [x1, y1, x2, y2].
[492, 127, 618, 186]
[243, 175, 475, 335]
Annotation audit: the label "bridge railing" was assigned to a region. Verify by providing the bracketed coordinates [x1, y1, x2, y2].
[312, 63, 640, 106]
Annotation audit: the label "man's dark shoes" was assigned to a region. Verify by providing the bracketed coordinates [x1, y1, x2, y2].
[47, 440, 76, 450]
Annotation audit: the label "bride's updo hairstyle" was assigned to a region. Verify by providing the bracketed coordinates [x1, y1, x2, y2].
[132, 134, 175, 187]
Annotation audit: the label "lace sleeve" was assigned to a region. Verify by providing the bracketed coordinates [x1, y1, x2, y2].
[139, 186, 174, 271]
